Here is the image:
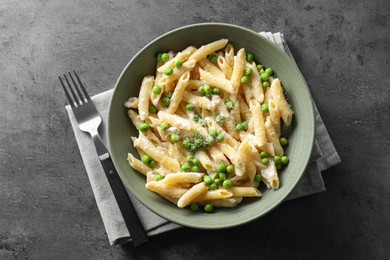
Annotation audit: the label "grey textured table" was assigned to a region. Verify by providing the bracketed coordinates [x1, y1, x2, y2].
[1, 1, 389, 259]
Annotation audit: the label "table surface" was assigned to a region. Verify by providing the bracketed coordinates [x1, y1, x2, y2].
[1, 0, 389, 259]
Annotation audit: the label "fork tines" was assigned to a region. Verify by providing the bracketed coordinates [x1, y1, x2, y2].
[59, 70, 91, 107]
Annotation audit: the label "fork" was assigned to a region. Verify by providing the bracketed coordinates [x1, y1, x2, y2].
[59, 70, 148, 247]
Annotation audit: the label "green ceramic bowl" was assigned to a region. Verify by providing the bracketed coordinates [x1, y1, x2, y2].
[108, 23, 315, 229]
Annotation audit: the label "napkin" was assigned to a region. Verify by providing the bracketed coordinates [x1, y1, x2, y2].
[65, 32, 341, 245]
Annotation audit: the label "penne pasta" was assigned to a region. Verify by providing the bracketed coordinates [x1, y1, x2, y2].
[124, 40, 294, 210]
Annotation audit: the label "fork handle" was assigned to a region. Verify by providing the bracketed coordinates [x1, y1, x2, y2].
[100, 156, 149, 247]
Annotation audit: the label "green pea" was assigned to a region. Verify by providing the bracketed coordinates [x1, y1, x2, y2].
[260, 72, 270, 81]
[203, 175, 213, 185]
[244, 67, 253, 76]
[160, 122, 168, 131]
[198, 85, 205, 94]
[148, 160, 157, 168]
[165, 67, 173, 75]
[241, 121, 248, 130]
[186, 103, 195, 111]
[260, 151, 268, 159]
[276, 163, 283, 171]
[247, 53, 254, 62]
[192, 165, 200, 172]
[190, 203, 199, 211]
[212, 88, 221, 95]
[155, 174, 164, 181]
[152, 85, 162, 95]
[241, 75, 249, 84]
[209, 183, 217, 190]
[204, 203, 214, 213]
[262, 81, 270, 88]
[218, 173, 226, 181]
[141, 155, 151, 164]
[182, 139, 190, 149]
[223, 179, 233, 189]
[198, 118, 207, 126]
[235, 122, 244, 131]
[274, 155, 282, 165]
[265, 67, 273, 76]
[189, 144, 198, 153]
[215, 115, 224, 125]
[216, 134, 225, 142]
[214, 178, 222, 185]
[261, 157, 269, 165]
[181, 163, 191, 172]
[217, 163, 227, 173]
[226, 165, 235, 174]
[192, 158, 200, 166]
[193, 131, 202, 139]
[186, 155, 194, 163]
[170, 133, 180, 143]
[162, 97, 170, 106]
[257, 64, 263, 71]
[174, 59, 183, 68]
[193, 114, 201, 123]
[280, 137, 289, 146]
[161, 53, 169, 62]
[261, 103, 269, 112]
[281, 156, 289, 165]
[167, 92, 173, 99]
[225, 100, 235, 109]
[156, 53, 163, 62]
[139, 123, 149, 132]
[149, 105, 157, 114]
[254, 174, 262, 183]
[209, 129, 218, 137]
[209, 55, 217, 62]
[194, 138, 203, 147]
[204, 84, 212, 97]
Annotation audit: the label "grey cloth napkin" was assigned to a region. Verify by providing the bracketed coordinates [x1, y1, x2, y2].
[65, 32, 341, 245]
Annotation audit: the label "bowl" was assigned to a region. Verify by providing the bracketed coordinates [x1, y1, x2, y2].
[107, 23, 315, 229]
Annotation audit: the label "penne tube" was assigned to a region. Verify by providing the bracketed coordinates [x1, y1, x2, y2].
[270, 78, 293, 126]
[238, 139, 257, 181]
[145, 181, 188, 199]
[230, 186, 262, 197]
[230, 48, 246, 92]
[127, 153, 150, 176]
[191, 189, 233, 203]
[177, 182, 208, 208]
[184, 39, 228, 67]
[166, 71, 190, 114]
[162, 172, 204, 184]
[268, 99, 281, 136]
[199, 68, 235, 93]
[249, 99, 266, 147]
[217, 54, 233, 80]
[264, 116, 284, 156]
[199, 58, 226, 79]
[249, 61, 264, 103]
[138, 76, 154, 120]
[133, 134, 181, 172]
[157, 46, 197, 73]
[261, 159, 280, 190]
[195, 150, 214, 171]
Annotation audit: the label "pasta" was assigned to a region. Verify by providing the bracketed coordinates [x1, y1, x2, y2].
[124, 39, 294, 212]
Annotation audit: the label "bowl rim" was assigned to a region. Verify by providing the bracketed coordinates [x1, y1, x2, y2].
[108, 22, 315, 229]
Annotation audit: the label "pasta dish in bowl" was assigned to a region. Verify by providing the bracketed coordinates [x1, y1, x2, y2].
[108, 23, 314, 229]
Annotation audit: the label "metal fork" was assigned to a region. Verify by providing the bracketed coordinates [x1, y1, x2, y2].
[59, 70, 148, 247]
